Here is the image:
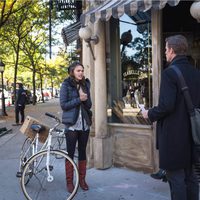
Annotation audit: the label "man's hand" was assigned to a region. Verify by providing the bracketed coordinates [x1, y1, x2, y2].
[141, 109, 149, 119]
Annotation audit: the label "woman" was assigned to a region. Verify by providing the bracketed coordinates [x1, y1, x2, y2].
[60, 61, 92, 193]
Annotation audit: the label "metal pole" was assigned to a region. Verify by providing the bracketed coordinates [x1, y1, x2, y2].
[49, 0, 52, 59]
[147, 22, 151, 108]
[1, 71, 7, 116]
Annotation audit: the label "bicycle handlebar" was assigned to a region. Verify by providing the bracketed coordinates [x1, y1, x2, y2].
[45, 112, 60, 123]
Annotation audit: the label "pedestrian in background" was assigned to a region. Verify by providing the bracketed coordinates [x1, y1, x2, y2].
[142, 35, 200, 200]
[60, 61, 92, 193]
[13, 83, 27, 126]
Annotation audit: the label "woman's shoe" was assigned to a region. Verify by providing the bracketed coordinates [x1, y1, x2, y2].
[79, 160, 89, 190]
[65, 161, 74, 193]
[150, 169, 167, 182]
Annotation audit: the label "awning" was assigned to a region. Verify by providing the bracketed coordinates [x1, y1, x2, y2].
[129, 11, 151, 33]
[80, 0, 181, 26]
[61, 21, 81, 46]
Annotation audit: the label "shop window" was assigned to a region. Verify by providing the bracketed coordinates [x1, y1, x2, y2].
[107, 13, 152, 125]
[163, 1, 200, 70]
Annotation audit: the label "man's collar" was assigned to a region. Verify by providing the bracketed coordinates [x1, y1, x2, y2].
[170, 55, 187, 65]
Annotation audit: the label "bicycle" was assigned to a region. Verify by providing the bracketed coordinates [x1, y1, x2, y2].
[16, 124, 44, 183]
[19, 112, 79, 200]
[17, 120, 65, 182]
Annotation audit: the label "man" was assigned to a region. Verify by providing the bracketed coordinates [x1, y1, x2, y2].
[13, 83, 27, 126]
[142, 35, 200, 200]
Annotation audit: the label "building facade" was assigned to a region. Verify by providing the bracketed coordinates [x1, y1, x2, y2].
[69, 0, 200, 172]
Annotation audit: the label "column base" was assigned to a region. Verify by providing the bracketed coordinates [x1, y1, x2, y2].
[93, 136, 112, 169]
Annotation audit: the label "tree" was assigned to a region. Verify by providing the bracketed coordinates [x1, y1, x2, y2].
[129, 30, 152, 71]
[45, 49, 69, 95]
[129, 29, 152, 107]
[0, 0, 51, 102]
[0, 0, 32, 28]
[0, 0, 76, 106]
[20, 29, 48, 105]
[0, 0, 42, 101]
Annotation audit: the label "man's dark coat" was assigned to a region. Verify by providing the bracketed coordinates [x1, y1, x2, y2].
[148, 55, 200, 170]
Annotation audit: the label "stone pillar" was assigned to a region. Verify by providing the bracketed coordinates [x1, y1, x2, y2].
[81, 26, 95, 168]
[152, 11, 162, 105]
[151, 10, 162, 171]
[93, 21, 112, 169]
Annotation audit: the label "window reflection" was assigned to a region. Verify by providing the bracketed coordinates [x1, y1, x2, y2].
[108, 13, 152, 125]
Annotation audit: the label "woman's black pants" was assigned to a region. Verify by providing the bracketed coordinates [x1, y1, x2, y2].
[65, 130, 89, 161]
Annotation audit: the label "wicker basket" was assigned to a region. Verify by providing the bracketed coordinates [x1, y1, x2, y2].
[20, 116, 50, 143]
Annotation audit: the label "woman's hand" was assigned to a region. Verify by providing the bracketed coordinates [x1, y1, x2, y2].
[80, 92, 88, 101]
[79, 87, 88, 101]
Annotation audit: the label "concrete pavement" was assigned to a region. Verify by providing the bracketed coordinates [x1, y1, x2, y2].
[0, 99, 171, 200]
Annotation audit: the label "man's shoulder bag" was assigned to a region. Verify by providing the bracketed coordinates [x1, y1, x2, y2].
[171, 65, 200, 164]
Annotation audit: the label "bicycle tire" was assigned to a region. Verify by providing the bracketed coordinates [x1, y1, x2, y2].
[20, 149, 79, 200]
[17, 137, 34, 185]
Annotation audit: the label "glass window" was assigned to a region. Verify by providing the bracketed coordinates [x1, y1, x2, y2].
[107, 12, 152, 125]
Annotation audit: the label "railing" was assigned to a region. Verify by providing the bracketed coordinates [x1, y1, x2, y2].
[55, 0, 77, 10]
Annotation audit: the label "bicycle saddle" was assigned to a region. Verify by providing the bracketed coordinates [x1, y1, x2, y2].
[30, 124, 45, 133]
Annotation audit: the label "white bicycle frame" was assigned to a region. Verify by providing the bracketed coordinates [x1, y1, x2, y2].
[46, 127, 54, 182]
[30, 120, 64, 182]
[20, 133, 39, 169]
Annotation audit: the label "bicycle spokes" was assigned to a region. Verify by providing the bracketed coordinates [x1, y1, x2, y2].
[21, 150, 79, 200]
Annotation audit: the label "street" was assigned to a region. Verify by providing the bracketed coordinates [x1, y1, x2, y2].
[0, 98, 171, 200]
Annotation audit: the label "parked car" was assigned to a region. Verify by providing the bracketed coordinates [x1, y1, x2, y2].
[0, 89, 12, 106]
[36, 90, 42, 102]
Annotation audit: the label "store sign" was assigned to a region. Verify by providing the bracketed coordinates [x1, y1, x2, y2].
[123, 70, 139, 77]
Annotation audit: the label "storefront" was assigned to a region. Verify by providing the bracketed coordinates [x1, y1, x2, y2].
[75, 0, 200, 172]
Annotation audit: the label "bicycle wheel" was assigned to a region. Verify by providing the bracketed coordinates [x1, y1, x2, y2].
[21, 150, 79, 200]
[17, 137, 34, 184]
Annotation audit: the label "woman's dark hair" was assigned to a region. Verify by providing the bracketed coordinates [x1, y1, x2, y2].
[68, 61, 84, 76]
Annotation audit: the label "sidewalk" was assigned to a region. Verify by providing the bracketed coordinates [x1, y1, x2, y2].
[0, 99, 170, 200]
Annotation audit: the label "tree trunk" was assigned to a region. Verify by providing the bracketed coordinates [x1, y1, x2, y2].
[40, 73, 45, 103]
[13, 40, 20, 103]
[32, 68, 36, 105]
